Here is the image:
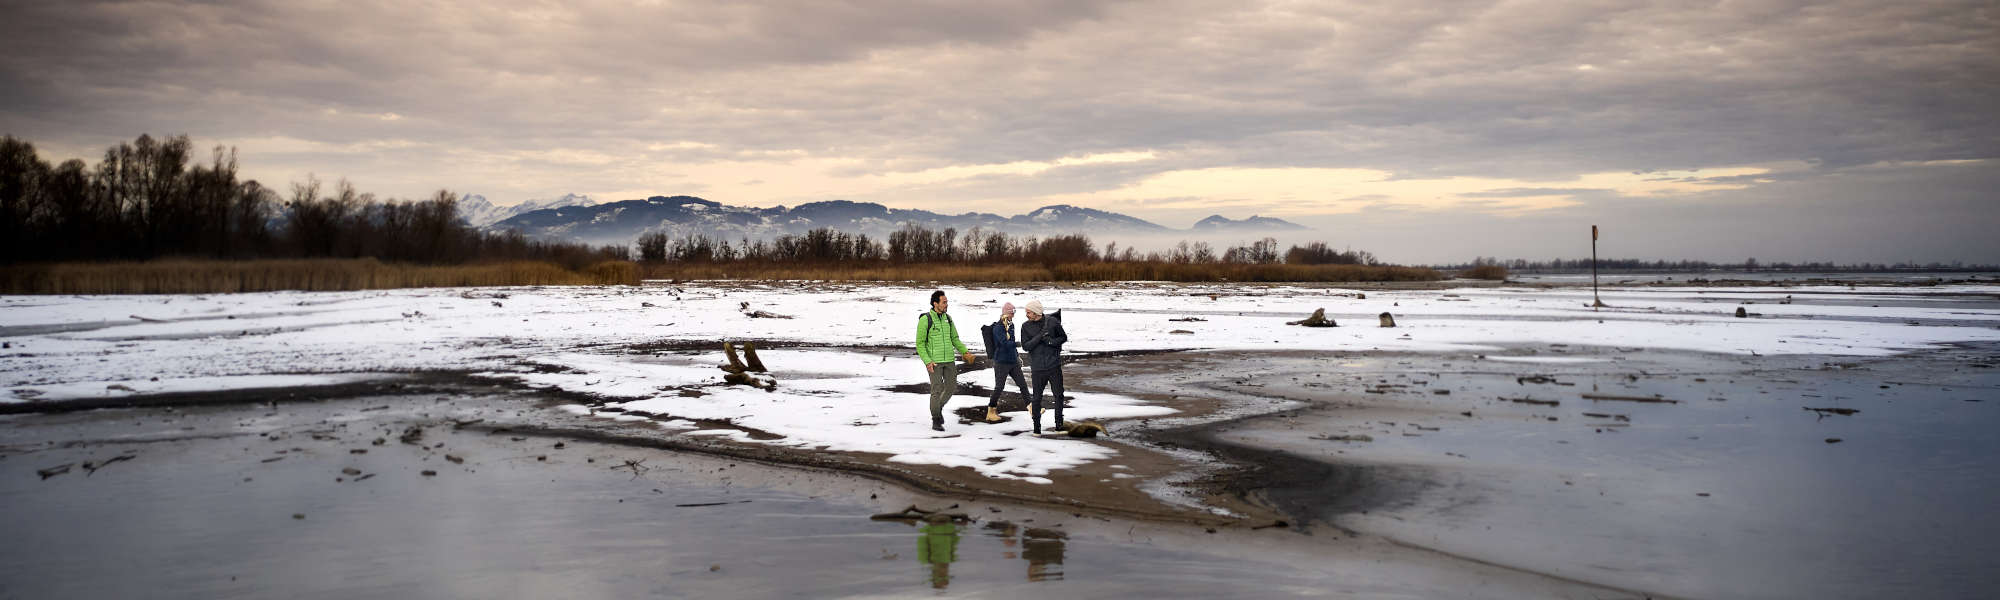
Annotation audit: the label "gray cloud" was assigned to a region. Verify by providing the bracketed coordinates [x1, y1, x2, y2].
[2, 0, 1994, 261]
[1459, 187, 1613, 198]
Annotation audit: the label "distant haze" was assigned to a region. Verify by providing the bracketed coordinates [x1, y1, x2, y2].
[3, 1, 1994, 264]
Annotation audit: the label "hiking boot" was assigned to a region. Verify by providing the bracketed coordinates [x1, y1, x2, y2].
[931, 418, 945, 432]
[985, 407, 1000, 423]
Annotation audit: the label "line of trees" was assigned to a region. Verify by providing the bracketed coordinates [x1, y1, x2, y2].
[0, 134, 628, 268]
[1443, 257, 1997, 272]
[2, 133, 1400, 272]
[633, 222, 1384, 268]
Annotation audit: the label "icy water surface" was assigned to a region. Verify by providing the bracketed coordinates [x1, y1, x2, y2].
[1513, 270, 2000, 284]
[1207, 345, 2000, 599]
[0, 395, 1544, 599]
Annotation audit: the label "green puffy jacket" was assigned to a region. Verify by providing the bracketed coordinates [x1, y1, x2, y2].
[916, 310, 970, 364]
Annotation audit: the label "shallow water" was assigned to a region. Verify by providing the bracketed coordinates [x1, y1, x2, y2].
[0, 395, 1576, 599]
[1513, 270, 2000, 284]
[1207, 345, 2000, 599]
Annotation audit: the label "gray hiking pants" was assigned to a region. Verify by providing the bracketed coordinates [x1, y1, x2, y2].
[927, 361, 958, 423]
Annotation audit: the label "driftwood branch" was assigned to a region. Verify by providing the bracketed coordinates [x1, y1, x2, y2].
[1582, 393, 1678, 404]
[1286, 308, 1336, 327]
[869, 504, 973, 522]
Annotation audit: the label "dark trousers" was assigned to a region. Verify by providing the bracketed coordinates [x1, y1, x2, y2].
[990, 362, 1026, 408]
[1030, 367, 1064, 429]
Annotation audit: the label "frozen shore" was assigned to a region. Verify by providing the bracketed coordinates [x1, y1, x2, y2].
[4, 280, 1997, 596]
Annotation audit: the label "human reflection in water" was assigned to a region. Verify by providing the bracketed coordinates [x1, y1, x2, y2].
[982, 521, 1068, 582]
[916, 514, 960, 589]
[1021, 527, 1067, 582]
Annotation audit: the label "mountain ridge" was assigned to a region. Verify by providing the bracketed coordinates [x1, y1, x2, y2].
[481, 195, 1307, 246]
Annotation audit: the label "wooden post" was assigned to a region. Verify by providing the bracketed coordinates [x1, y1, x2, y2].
[1591, 225, 1606, 309]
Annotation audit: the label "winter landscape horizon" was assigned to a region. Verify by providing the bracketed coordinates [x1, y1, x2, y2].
[4, 1, 1997, 598]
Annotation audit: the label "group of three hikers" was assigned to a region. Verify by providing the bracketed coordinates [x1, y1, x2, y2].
[915, 290, 1069, 434]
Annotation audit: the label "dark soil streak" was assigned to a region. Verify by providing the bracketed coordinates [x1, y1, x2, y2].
[0, 373, 458, 415]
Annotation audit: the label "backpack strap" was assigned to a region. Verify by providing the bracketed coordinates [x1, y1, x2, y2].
[920, 311, 954, 346]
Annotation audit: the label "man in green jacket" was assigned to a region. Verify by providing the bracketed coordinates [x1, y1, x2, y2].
[918, 290, 977, 431]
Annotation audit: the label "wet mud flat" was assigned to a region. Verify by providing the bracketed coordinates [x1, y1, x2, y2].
[1080, 343, 2000, 599]
[0, 383, 1639, 599]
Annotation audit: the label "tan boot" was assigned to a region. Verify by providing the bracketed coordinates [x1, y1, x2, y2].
[985, 407, 1001, 423]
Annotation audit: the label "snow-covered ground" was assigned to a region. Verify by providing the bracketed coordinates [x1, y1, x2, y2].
[5, 281, 1997, 482]
[517, 350, 1174, 483]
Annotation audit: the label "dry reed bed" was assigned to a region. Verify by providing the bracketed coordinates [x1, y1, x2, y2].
[1, 259, 638, 294]
[2, 259, 1440, 294]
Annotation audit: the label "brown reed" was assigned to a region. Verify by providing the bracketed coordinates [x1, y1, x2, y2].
[0, 258, 640, 294]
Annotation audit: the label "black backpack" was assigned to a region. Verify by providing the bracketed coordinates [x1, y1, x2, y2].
[980, 323, 996, 359]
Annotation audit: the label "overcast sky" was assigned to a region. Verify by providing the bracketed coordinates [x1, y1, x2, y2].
[3, 0, 1995, 263]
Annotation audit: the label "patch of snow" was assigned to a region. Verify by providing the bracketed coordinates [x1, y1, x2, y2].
[489, 349, 1173, 482]
[3, 281, 1996, 480]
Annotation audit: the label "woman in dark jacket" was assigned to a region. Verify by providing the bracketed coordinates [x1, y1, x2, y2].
[984, 303, 1026, 423]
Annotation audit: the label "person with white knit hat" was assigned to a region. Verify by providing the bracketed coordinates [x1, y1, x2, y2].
[1019, 299, 1068, 434]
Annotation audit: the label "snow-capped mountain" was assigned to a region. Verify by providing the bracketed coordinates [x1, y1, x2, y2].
[1013, 204, 1169, 232]
[1189, 214, 1308, 232]
[456, 193, 599, 228]
[484, 195, 1307, 247]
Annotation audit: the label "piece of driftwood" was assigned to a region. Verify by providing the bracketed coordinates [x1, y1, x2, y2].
[723, 342, 747, 373]
[869, 504, 972, 522]
[1506, 397, 1559, 406]
[724, 371, 776, 391]
[1804, 407, 1859, 416]
[676, 500, 752, 507]
[1064, 421, 1106, 438]
[36, 463, 72, 479]
[1287, 308, 1336, 327]
[81, 454, 136, 475]
[1582, 393, 1678, 404]
[719, 342, 777, 389]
